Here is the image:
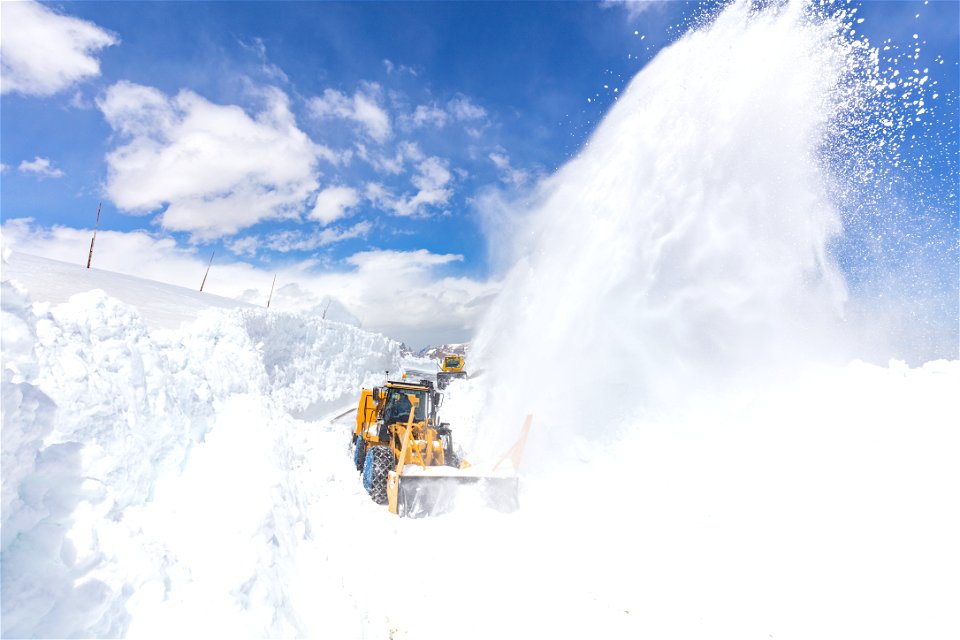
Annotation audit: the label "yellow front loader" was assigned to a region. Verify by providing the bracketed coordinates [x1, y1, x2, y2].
[436, 354, 467, 390]
[352, 377, 531, 517]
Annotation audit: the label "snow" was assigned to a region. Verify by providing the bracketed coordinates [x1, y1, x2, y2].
[2, 251, 402, 637]
[3, 251, 258, 330]
[3, 2, 959, 639]
[4, 250, 957, 640]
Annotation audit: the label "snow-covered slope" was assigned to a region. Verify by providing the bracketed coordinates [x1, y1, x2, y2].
[2, 251, 257, 330]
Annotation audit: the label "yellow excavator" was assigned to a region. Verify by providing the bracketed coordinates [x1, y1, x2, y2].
[353, 376, 531, 517]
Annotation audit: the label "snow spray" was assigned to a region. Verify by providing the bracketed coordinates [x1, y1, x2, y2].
[469, 1, 916, 457]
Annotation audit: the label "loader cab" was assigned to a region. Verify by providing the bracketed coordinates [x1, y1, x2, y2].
[441, 355, 464, 372]
[380, 382, 436, 426]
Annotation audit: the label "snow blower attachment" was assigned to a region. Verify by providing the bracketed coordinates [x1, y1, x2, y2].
[353, 378, 531, 518]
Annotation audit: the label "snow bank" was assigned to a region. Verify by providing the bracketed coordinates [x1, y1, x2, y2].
[1, 281, 111, 637]
[1, 277, 401, 638]
[242, 310, 401, 419]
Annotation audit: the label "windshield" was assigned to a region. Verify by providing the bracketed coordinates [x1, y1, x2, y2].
[383, 388, 427, 424]
[444, 357, 460, 368]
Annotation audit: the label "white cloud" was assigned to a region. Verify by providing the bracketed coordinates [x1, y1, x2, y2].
[226, 236, 259, 258]
[0, 0, 118, 97]
[397, 141, 425, 163]
[382, 59, 417, 77]
[447, 96, 487, 121]
[2, 219, 497, 348]
[599, 0, 663, 19]
[402, 97, 488, 131]
[97, 81, 332, 240]
[308, 85, 391, 143]
[309, 185, 361, 226]
[262, 220, 372, 253]
[357, 140, 424, 176]
[365, 156, 453, 217]
[69, 89, 93, 109]
[405, 157, 453, 213]
[346, 248, 461, 273]
[240, 37, 289, 83]
[336, 249, 498, 345]
[1, 163, 10, 174]
[489, 152, 530, 187]
[18, 156, 65, 178]
[411, 104, 448, 128]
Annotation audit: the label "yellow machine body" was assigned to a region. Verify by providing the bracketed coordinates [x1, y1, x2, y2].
[352, 378, 531, 517]
[440, 354, 464, 372]
[436, 354, 467, 390]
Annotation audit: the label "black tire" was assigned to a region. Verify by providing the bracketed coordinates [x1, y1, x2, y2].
[362, 445, 394, 504]
[445, 449, 461, 468]
[353, 436, 367, 472]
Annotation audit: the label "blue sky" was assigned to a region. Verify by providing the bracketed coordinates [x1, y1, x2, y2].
[1, 0, 957, 348]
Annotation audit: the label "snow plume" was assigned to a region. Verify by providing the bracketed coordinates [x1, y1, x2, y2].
[450, 5, 959, 637]
[0, 280, 401, 637]
[472, 1, 917, 451]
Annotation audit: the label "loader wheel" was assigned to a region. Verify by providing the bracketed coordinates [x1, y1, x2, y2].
[353, 437, 367, 472]
[362, 446, 394, 505]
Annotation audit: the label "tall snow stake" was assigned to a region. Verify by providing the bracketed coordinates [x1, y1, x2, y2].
[267, 274, 277, 308]
[86, 202, 101, 268]
[199, 251, 215, 292]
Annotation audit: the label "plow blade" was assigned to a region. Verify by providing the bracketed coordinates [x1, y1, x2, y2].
[394, 466, 520, 518]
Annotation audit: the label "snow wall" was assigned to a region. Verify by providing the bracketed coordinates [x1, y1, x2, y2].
[1, 280, 401, 637]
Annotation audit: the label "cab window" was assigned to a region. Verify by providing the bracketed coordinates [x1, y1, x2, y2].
[383, 389, 426, 423]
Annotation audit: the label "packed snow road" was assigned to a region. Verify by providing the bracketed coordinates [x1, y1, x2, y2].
[292, 405, 643, 640]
